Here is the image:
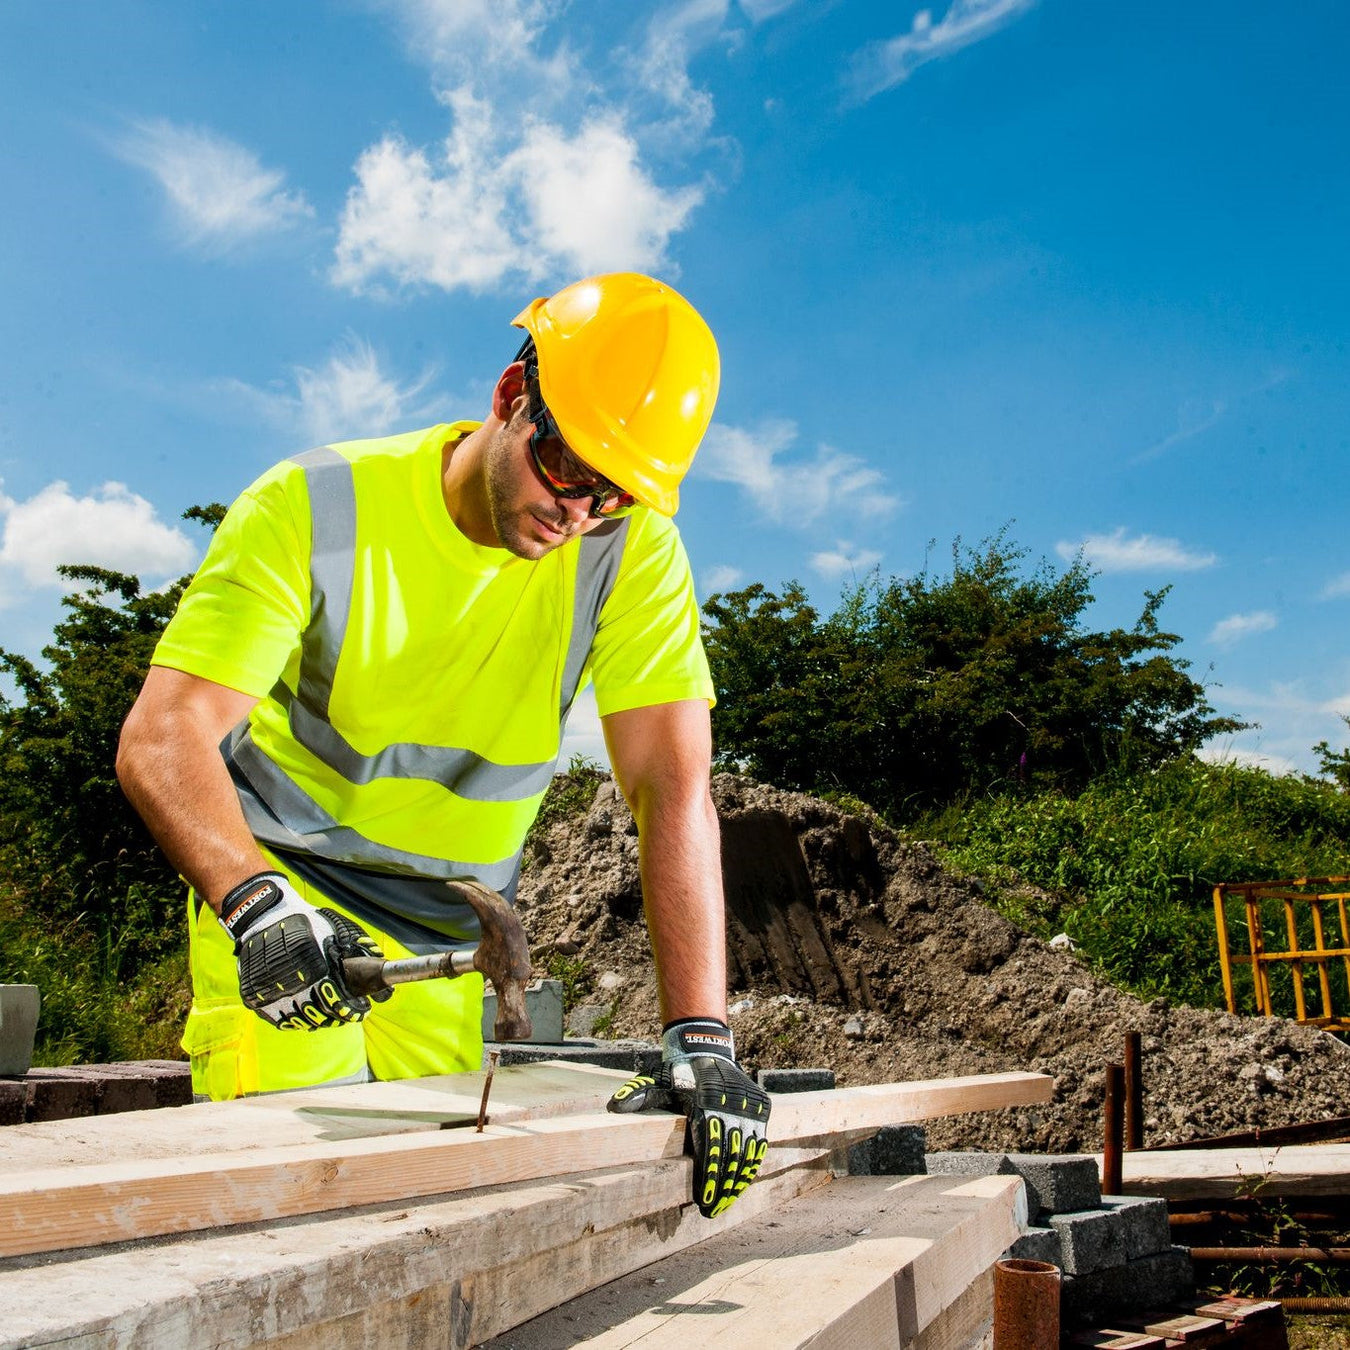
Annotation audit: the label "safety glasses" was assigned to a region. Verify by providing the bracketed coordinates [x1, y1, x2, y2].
[522, 366, 638, 518]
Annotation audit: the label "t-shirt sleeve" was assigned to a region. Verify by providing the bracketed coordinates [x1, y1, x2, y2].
[151, 463, 312, 698]
[587, 512, 715, 718]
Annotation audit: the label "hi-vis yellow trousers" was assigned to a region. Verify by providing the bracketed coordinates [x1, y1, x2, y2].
[181, 855, 484, 1101]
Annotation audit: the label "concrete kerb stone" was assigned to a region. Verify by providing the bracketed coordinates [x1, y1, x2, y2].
[0, 985, 39, 1077]
[482, 979, 564, 1045]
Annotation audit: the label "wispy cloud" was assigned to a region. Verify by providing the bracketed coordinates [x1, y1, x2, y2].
[0, 480, 197, 605]
[701, 563, 745, 594]
[216, 337, 437, 443]
[108, 118, 312, 251]
[1203, 675, 1350, 776]
[737, 0, 797, 20]
[1056, 528, 1218, 574]
[811, 543, 883, 581]
[1321, 571, 1350, 600]
[696, 420, 902, 526]
[1208, 610, 1277, 649]
[846, 0, 1036, 103]
[1131, 398, 1227, 465]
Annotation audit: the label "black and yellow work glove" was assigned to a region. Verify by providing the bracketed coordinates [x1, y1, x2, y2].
[219, 872, 391, 1030]
[607, 1018, 770, 1218]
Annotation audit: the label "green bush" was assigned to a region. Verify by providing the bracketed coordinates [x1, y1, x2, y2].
[937, 758, 1350, 1008]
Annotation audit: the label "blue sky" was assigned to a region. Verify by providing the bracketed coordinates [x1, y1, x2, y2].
[2, 0, 1349, 774]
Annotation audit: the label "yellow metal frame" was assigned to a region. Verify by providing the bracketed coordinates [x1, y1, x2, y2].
[1213, 877, 1350, 1030]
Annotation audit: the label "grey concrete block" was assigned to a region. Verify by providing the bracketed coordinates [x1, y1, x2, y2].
[1099, 1196, 1172, 1260]
[1049, 1206, 1130, 1275]
[1061, 1246, 1193, 1322]
[486, 1039, 661, 1076]
[1004, 1153, 1100, 1217]
[756, 1067, 836, 1093]
[848, 1124, 927, 1176]
[481, 978, 564, 1044]
[0, 985, 39, 1077]
[1005, 1226, 1061, 1265]
[925, 1150, 1009, 1178]
[926, 1151, 1099, 1218]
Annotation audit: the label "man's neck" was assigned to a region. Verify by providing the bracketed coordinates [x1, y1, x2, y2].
[441, 423, 497, 547]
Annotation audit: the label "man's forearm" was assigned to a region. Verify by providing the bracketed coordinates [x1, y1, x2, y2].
[633, 784, 728, 1025]
[117, 672, 269, 910]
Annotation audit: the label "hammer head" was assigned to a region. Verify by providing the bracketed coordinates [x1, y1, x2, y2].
[446, 879, 534, 1041]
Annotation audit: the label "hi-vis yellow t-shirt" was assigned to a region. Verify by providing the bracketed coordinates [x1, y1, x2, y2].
[153, 423, 713, 947]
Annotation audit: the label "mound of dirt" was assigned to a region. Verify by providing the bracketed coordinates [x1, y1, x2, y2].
[517, 774, 1350, 1152]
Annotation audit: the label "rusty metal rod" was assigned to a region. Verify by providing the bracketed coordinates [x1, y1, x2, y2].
[1124, 1031, 1143, 1150]
[992, 1259, 1059, 1349]
[1103, 1062, 1124, 1195]
[1171, 1207, 1350, 1226]
[1280, 1296, 1350, 1313]
[1188, 1245, 1350, 1262]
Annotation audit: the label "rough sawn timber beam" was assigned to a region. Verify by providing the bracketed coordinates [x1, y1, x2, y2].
[1116, 1143, 1350, 1200]
[0, 1068, 1050, 1259]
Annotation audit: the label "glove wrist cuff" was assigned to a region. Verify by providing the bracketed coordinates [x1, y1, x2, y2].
[219, 872, 288, 941]
[661, 1017, 735, 1062]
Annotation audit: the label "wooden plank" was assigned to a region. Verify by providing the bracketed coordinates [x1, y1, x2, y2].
[0, 1068, 1051, 1259]
[770, 1072, 1053, 1140]
[479, 1173, 1026, 1349]
[1117, 1144, 1350, 1200]
[0, 1060, 632, 1170]
[0, 1147, 831, 1348]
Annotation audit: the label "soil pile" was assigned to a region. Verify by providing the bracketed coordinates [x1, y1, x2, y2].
[517, 774, 1349, 1152]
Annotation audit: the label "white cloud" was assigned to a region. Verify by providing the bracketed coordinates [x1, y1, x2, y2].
[630, 0, 727, 144]
[811, 543, 883, 581]
[1208, 610, 1277, 649]
[1055, 528, 1217, 574]
[1201, 677, 1350, 777]
[846, 0, 1036, 102]
[1321, 571, 1350, 599]
[109, 119, 312, 250]
[510, 118, 704, 275]
[0, 481, 197, 604]
[701, 564, 744, 594]
[332, 93, 703, 294]
[1131, 398, 1227, 465]
[697, 420, 901, 527]
[217, 337, 436, 444]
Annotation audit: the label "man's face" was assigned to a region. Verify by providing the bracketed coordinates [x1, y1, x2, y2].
[483, 401, 603, 561]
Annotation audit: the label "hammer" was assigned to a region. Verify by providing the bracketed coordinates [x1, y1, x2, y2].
[339, 879, 534, 1041]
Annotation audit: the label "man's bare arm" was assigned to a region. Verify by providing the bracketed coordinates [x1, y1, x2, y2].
[116, 666, 269, 911]
[602, 699, 726, 1025]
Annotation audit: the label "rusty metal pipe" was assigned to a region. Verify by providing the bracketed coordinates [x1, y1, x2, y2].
[1124, 1030, 1143, 1150]
[993, 1259, 1060, 1349]
[1188, 1245, 1350, 1262]
[1103, 1063, 1125, 1195]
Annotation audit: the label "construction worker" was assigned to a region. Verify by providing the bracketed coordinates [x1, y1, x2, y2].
[116, 272, 768, 1217]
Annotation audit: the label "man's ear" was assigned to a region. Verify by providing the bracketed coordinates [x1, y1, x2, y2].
[492, 361, 529, 424]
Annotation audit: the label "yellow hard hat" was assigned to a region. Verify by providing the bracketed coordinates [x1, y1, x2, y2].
[512, 273, 720, 516]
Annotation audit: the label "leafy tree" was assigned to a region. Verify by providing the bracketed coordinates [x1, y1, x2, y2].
[0, 507, 225, 981]
[703, 534, 1246, 821]
[1313, 716, 1350, 791]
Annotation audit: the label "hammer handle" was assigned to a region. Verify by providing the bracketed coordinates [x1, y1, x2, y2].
[341, 948, 476, 996]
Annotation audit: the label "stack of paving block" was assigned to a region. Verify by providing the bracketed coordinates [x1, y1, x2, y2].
[926, 1150, 1193, 1321]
